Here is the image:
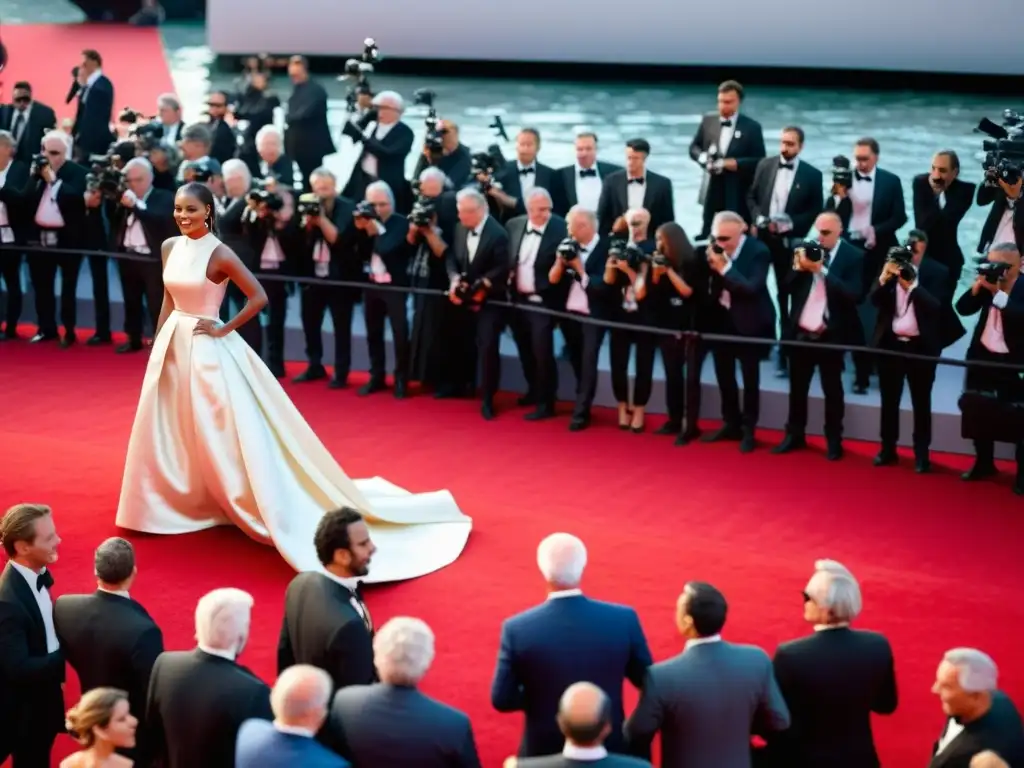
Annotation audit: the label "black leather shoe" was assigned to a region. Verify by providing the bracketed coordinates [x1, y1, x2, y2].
[86, 334, 111, 346]
[739, 429, 756, 454]
[524, 404, 554, 421]
[702, 425, 742, 443]
[654, 422, 681, 436]
[327, 375, 348, 390]
[874, 448, 898, 467]
[771, 434, 806, 455]
[117, 340, 143, 354]
[852, 383, 869, 395]
[393, 378, 407, 399]
[481, 400, 495, 420]
[293, 366, 327, 383]
[60, 334, 77, 349]
[29, 332, 57, 343]
[568, 415, 590, 432]
[826, 437, 844, 461]
[269, 364, 286, 379]
[915, 452, 931, 474]
[961, 463, 998, 482]
[675, 429, 701, 446]
[517, 392, 538, 407]
[358, 379, 386, 397]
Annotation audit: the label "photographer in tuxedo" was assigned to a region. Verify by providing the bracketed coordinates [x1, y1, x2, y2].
[445, 188, 512, 419]
[547, 206, 612, 431]
[956, 242, 1024, 494]
[772, 212, 863, 461]
[552, 131, 621, 219]
[976, 162, 1023, 255]
[490, 128, 557, 221]
[689, 80, 766, 237]
[870, 231, 962, 472]
[746, 126, 824, 377]
[913, 150, 976, 299]
[597, 138, 674, 235]
[703, 211, 777, 453]
[109, 157, 176, 353]
[0, 129, 29, 340]
[358, 180, 412, 398]
[507, 187, 568, 419]
[53, 537, 164, 765]
[342, 91, 414, 213]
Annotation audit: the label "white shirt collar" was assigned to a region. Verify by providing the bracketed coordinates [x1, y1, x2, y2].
[323, 571, 361, 593]
[722, 112, 739, 124]
[10, 560, 44, 586]
[814, 623, 850, 631]
[685, 634, 722, 650]
[563, 743, 608, 760]
[726, 235, 747, 260]
[546, 588, 582, 600]
[472, 214, 489, 236]
[582, 234, 600, 254]
[526, 220, 547, 234]
[780, 155, 799, 170]
[98, 587, 130, 599]
[86, 69, 103, 88]
[274, 723, 315, 738]
[517, 160, 536, 171]
[198, 643, 237, 661]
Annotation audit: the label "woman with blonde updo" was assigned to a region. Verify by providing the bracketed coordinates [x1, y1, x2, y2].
[61, 688, 137, 767]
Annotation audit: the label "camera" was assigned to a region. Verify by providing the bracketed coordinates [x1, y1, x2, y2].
[709, 241, 726, 256]
[793, 240, 824, 264]
[831, 155, 854, 190]
[977, 109, 1024, 186]
[86, 153, 125, 198]
[409, 196, 436, 227]
[353, 199, 379, 221]
[414, 89, 447, 158]
[470, 150, 502, 192]
[31, 153, 49, 173]
[247, 179, 284, 212]
[651, 251, 669, 268]
[885, 245, 917, 282]
[451, 274, 485, 303]
[296, 193, 321, 218]
[182, 159, 216, 184]
[340, 38, 381, 113]
[608, 239, 647, 269]
[977, 261, 1011, 285]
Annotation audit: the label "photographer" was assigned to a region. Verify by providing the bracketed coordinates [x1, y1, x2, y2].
[490, 128, 556, 221]
[607, 208, 655, 431]
[358, 181, 412, 398]
[976, 160, 1024, 255]
[956, 242, 1024, 495]
[255, 125, 298, 190]
[217, 160, 262, 353]
[823, 156, 852, 231]
[412, 119, 472, 190]
[547, 205, 612, 431]
[444, 188, 511, 417]
[772, 212, 863, 461]
[175, 123, 214, 182]
[146, 144, 179, 192]
[294, 168, 360, 388]
[633, 222, 701, 444]
[869, 231, 959, 472]
[204, 90, 239, 165]
[507, 187, 568, 420]
[108, 157, 176, 353]
[342, 91, 415, 213]
[912, 150, 976, 299]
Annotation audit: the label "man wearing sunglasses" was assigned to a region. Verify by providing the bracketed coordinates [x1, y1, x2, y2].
[204, 90, 238, 166]
[0, 82, 57, 165]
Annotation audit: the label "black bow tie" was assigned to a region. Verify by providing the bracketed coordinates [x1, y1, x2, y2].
[519, 167, 535, 176]
[779, 162, 794, 170]
[352, 581, 364, 599]
[721, 119, 733, 127]
[856, 173, 872, 182]
[578, 168, 597, 178]
[37, 570, 54, 592]
[469, 230, 480, 238]
[628, 177, 645, 186]
[526, 228, 542, 236]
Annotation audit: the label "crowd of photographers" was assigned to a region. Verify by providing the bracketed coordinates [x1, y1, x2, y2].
[0, 52, 1022, 495]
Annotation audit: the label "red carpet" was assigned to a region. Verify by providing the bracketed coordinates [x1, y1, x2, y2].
[0, 337, 1022, 767]
[0, 24, 174, 123]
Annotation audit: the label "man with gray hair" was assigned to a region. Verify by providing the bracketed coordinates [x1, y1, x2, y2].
[0, 128, 29, 340]
[156, 93, 183, 147]
[53, 537, 164, 761]
[146, 588, 273, 768]
[766, 559, 896, 767]
[237, 665, 349, 767]
[492, 533, 651, 758]
[929, 648, 1024, 767]
[327, 617, 481, 766]
[342, 89, 414, 212]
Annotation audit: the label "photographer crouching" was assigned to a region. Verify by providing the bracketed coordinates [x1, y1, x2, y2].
[355, 181, 411, 398]
[957, 243, 1024, 494]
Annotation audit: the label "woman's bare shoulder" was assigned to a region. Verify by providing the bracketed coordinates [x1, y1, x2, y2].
[59, 753, 85, 768]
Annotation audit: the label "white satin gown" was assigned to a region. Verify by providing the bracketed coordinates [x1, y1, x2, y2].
[115, 233, 472, 582]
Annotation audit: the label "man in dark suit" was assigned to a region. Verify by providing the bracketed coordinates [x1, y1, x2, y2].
[0, 130, 30, 340]
[327, 617, 480, 767]
[928, 648, 1024, 768]
[357, 179, 412, 398]
[766, 559, 897, 768]
[146, 588, 272, 768]
[624, 581, 790, 768]
[870, 230, 963, 472]
[491, 533, 651, 758]
[343, 90, 414, 214]
[746, 126, 824, 376]
[278, 507, 377, 692]
[597, 138, 674, 235]
[507, 188, 569, 419]
[0, 503, 65, 768]
[506, 683, 651, 768]
[772, 212, 862, 460]
[689, 80, 766, 237]
[444, 187, 512, 418]
[976, 170, 1024, 255]
[703, 211, 777, 453]
[488, 128, 557, 222]
[237, 665, 350, 768]
[284, 56, 335, 188]
[552, 131, 621, 219]
[0, 82, 57, 164]
[71, 49, 115, 161]
[913, 150, 976, 299]
[205, 90, 239, 165]
[53, 537, 164, 764]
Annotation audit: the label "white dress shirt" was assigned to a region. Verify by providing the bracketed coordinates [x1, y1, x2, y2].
[626, 171, 646, 212]
[98, 587, 130, 599]
[275, 723, 316, 738]
[563, 743, 608, 760]
[35, 180, 66, 233]
[769, 156, 799, 220]
[197, 643, 237, 661]
[516, 221, 546, 295]
[546, 588, 583, 600]
[566, 235, 598, 314]
[981, 290, 1011, 355]
[368, 221, 391, 283]
[516, 162, 537, 198]
[936, 718, 965, 755]
[718, 235, 746, 309]
[892, 278, 921, 337]
[361, 120, 396, 178]
[798, 248, 832, 333]
[82, 69, 103, 102]
[813, 622, 850, 631]
[574, 164, 602, 213]
[123, 188, 153, 252]
[467, 215, 488, 263]
[261, 234, 286, 271]
[684, 634, 722, 651]
[849, 170, 874, 237]
[719, 114, 737, 155]
[161, 121, 182, 149]
[10, 561, 60, 653]
[993, 204, 1017, 248]
[326, 574, 373, 628]
[0, 161, 13, 242]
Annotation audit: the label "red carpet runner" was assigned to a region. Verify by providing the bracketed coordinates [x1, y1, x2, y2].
[0, 340, 1021, 766]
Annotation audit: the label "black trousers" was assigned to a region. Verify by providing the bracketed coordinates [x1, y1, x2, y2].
[609, 327, 655, 406]
[220, 280, 262, 353]
[561, 315, 605, 419]
[877, 334, 937, 451]
[475, 304, 505, 400]
[263, 279, 289, 371]
[364, 288, 410, 382]
[0, 731, 56, 768]
[509, 302, 557, 405]
[28, 251, 82, 337]
[964, 345, 1024, 471]
[0, 250, 21, 331]
[763, 234, 793, 362]
[88, 255, 111, 337]
[118, 256, 163, 342]
[712, 339, 762, 430]
[300, 284, 354, 377]
[632, 333, 688, 427]
[786, 334, 846, 438]
[852, 240, 885, 385]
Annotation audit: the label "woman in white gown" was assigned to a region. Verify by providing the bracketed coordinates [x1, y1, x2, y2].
[115, 183, 472, 582]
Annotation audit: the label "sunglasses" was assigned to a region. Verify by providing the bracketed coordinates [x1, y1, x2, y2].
[13, 96, 30, 104]
[712, 235, 732, 243]
[818, 230, 834, 237]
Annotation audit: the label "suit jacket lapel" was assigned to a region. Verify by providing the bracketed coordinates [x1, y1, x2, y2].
[617, 174, 629, 212]
[509, 218, 526, 264]
[870, 170, 884, 222]
[708, 114, 723, 151]
[762, 161, 780, 213]
[929, 720, 968, 768]
[3, 563, 46, 637]
[562, 167, 578, 207]
[536, 166, 553, 191]
[642, 176, 657, 212]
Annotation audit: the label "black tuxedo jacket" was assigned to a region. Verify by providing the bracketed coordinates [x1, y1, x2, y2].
[146, 649, 272, 768]
[72, 74, 115, 158]
[956, 277, 1024, 362]
[515, 754, 652, 767]
[507, 213, 569, 307]
[368, 212, 412, 286]
[412, 143, 473, 190]
[446, 214, 512, 300]
[299, 195, 364, 298]
[0, 159, 32, 242]
[747, 157, 824, 239]
[596, 169, 675, 234]
[708, 237, 777, 338]
[785, 241, 863, 342]
[207, 118, 238, 164]
[495, 162, 558, 219]
[824, 194, 852, 233]
[552, 161, 622, 217]
[235, 88, 280, 157]
[278, 572, 376, 692]
[869, 256, 962, 354]
[976, 186, 1024, 253]
[284, 80, 336, 163]
[345, 121, 415, 212]
[913, 175, 975, 274]
[0, 101, 57, 163]
[767, 627, 897, 768]
[23, 160, 89, 247]
[857, 168, 907, 249]
[110, 187, 177, 256]
[927, 691, 1024, 768]
[558, 236, 615, 321]
[688, 113, 766, 221]
[158, 122, 184, 145]
[0, 564, 65, 758]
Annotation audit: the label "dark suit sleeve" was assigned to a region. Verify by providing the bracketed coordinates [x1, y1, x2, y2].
[955, 286, 988, 317]
[913, 176, 942, 231]
[326, 620, 376, 688]
[277, 615, 296, 674]
[736, 122, 766, 173]
[625, 609, 653, 690]
[145, 655, 167, 763]
[0, 604, 64, 684]
[977, 184, 998, 207]
[746, 160, 768, 223]
[793, 168, 824, 237]
[596, 180, 614, 230]
[131, 625, 164, 702]
[490, 622, 524, 712]
[754, 654, 791, 733]
[874, 175, 908, 238]
[483, 234, 512, 288]
[457, 717, 482, 768]
[721, 246, 769, 296]
[909, 278, 941, 319]
[869, 277, 895, 309]
[873, 640, 898, 715]
[623, 668, 661, 758]
[827, 253, 862, 304]
[247, 683, 274, 722]
[363, 123, 414, 159]
[688, 122, 706, 163]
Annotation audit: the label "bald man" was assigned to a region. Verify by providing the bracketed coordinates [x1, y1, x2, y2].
[236, 664, 349, 767]
[505, 683, 651, 767]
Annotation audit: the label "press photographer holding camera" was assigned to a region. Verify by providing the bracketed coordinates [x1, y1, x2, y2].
[912, 150, 976, 299]
[342, 91, 415, 213]
[976, 157, 1024, 255]
[956, 242, 1024, 494]
[255, 125, 297, 190]
[217, 159, 263, 353]
[411, 118, 472, 191]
